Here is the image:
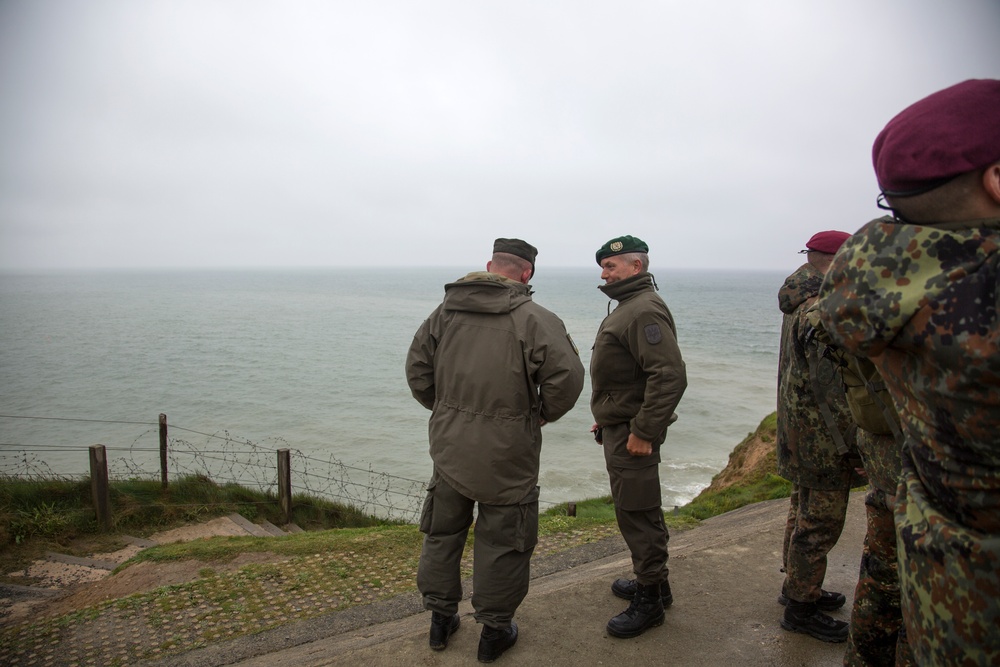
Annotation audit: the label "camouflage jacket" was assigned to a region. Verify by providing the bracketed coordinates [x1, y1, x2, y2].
[817, 216, 1000, 533]
[776, 263, 857, 490]
[817, 215, 1000, 665]
[805, 303, 903, 494]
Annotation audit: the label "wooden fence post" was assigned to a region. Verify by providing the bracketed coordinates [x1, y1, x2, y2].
[89, 445, 112, 531]
[159, 413, 168, 489]
[567, 502, 577, 517]
[277, 449, 292, 525]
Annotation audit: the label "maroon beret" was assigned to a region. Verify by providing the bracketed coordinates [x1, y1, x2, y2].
[800, 230, 851, 255]
[873, 79, 1000, 196]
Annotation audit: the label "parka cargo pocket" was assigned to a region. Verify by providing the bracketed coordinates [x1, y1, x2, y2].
[489, 486, 540, 553]
[418, 481, 436, 534]
[609, 465, 662, 512]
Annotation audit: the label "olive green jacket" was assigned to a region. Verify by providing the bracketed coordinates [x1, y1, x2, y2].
[589, 273, 687, 461]
[406, 271, 584, 505]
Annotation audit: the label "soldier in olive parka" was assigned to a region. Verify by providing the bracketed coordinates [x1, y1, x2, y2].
[406, 238, 584, 663]
[817, 79, 1000, 667]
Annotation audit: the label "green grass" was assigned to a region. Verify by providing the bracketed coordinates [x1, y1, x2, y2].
[1, 412, 791, 579]
[677, 473, 793, 520]
[0, 474, 392, 573]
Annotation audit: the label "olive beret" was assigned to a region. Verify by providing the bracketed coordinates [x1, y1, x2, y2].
[595, 235, 649, 265]
[493, 238, 537, 273]
[873, 79, 1000, 196]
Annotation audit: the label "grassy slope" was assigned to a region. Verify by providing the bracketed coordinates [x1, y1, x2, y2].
[1, 413, 785, 575]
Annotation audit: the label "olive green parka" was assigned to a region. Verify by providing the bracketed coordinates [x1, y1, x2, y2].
[406, 271, 584, 505]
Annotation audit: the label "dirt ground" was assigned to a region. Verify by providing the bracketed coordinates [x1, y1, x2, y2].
[1, 515, 282, 623]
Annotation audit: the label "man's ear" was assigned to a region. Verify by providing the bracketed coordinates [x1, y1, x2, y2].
[520, 269, 532, 284]
[982, 162, 1000, 205]
[486, 260, 493, 272]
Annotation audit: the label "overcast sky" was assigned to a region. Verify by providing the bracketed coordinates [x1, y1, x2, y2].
[1, 1, 997, 272]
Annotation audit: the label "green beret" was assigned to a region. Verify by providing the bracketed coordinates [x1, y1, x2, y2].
[595, 235, 649, 265]
[493, 238, 537, 273]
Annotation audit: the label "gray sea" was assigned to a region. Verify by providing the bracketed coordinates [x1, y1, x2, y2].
[0, 268, 784, 512]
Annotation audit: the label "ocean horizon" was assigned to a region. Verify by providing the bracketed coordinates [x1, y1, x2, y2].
[0, 267, 785, 514]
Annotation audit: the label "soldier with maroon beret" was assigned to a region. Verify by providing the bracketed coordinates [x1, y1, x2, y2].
[776, 229, 858, 642]
[817, 79, 1000, 666]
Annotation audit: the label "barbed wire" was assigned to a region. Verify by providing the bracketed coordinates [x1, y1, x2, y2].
[0, 414, 562, 519]
[0, 416, 430, 521]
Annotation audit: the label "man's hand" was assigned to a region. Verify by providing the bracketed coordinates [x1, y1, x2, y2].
[626, 433, 653, 457]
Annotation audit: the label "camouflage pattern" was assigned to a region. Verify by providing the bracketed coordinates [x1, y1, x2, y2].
[777, 263, 858, 491]
[844, 484, 915, 667]
[777, 262, 859, 605]
[817, 216, 1000, 666]
[808, 297, 912, 663]
[781, 484, 851, 603]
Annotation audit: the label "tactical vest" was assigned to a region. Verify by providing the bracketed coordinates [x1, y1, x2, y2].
[804, 306, 902, 444]
[832, 350, 902, 440]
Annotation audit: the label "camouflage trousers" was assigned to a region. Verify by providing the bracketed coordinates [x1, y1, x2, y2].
[782, 483, 850, 603]
[844, 486, 915, 667]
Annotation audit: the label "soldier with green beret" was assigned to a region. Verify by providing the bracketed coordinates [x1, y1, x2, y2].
[589, 235, 687, 639]
[406, 237, 584, 663]
[817, 79, 1000, 666]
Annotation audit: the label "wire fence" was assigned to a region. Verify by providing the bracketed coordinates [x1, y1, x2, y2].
[0, 414, 429, 523]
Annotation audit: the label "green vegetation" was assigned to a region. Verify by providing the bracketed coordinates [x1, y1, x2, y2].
[0, 414, 794, 665]
[1, 412, 789, 578]
[678, 473, 792, 521]
[0, 474, 391, 573]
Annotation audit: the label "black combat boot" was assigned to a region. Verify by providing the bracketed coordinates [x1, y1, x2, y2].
[780, 599, 849, 642]
[477, 621, 518, 663]
[606, 582, 665, 638]
[428, 611, 460, 650]
[611, 577, 674, 608]
[777, 588, 846, 611]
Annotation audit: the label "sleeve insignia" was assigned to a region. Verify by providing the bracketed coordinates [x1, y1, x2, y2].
[644, 324, 662, 344]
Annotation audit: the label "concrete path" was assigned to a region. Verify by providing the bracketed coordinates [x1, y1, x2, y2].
[222, 492, 866, 667]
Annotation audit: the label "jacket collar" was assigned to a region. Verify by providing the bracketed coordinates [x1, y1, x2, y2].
[598, 272, 655, 302]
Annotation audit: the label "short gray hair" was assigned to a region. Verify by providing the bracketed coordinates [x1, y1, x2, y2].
[616, 252, 649, 272]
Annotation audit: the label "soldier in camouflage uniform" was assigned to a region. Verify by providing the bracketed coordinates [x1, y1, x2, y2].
[805, 306, 914, 666]
[845, 432, 914, 667]
[776, 230, 858, 643]
[817, 79, 1000, 666]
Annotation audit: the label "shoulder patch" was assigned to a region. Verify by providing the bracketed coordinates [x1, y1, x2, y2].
[644, 324, 662, 344]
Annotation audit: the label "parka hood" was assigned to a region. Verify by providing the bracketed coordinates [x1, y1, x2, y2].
[778, 263, 824, 315]
[442, 271, 532, 314]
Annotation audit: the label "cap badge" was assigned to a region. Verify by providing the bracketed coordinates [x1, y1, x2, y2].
[610, 241, 623, 252]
